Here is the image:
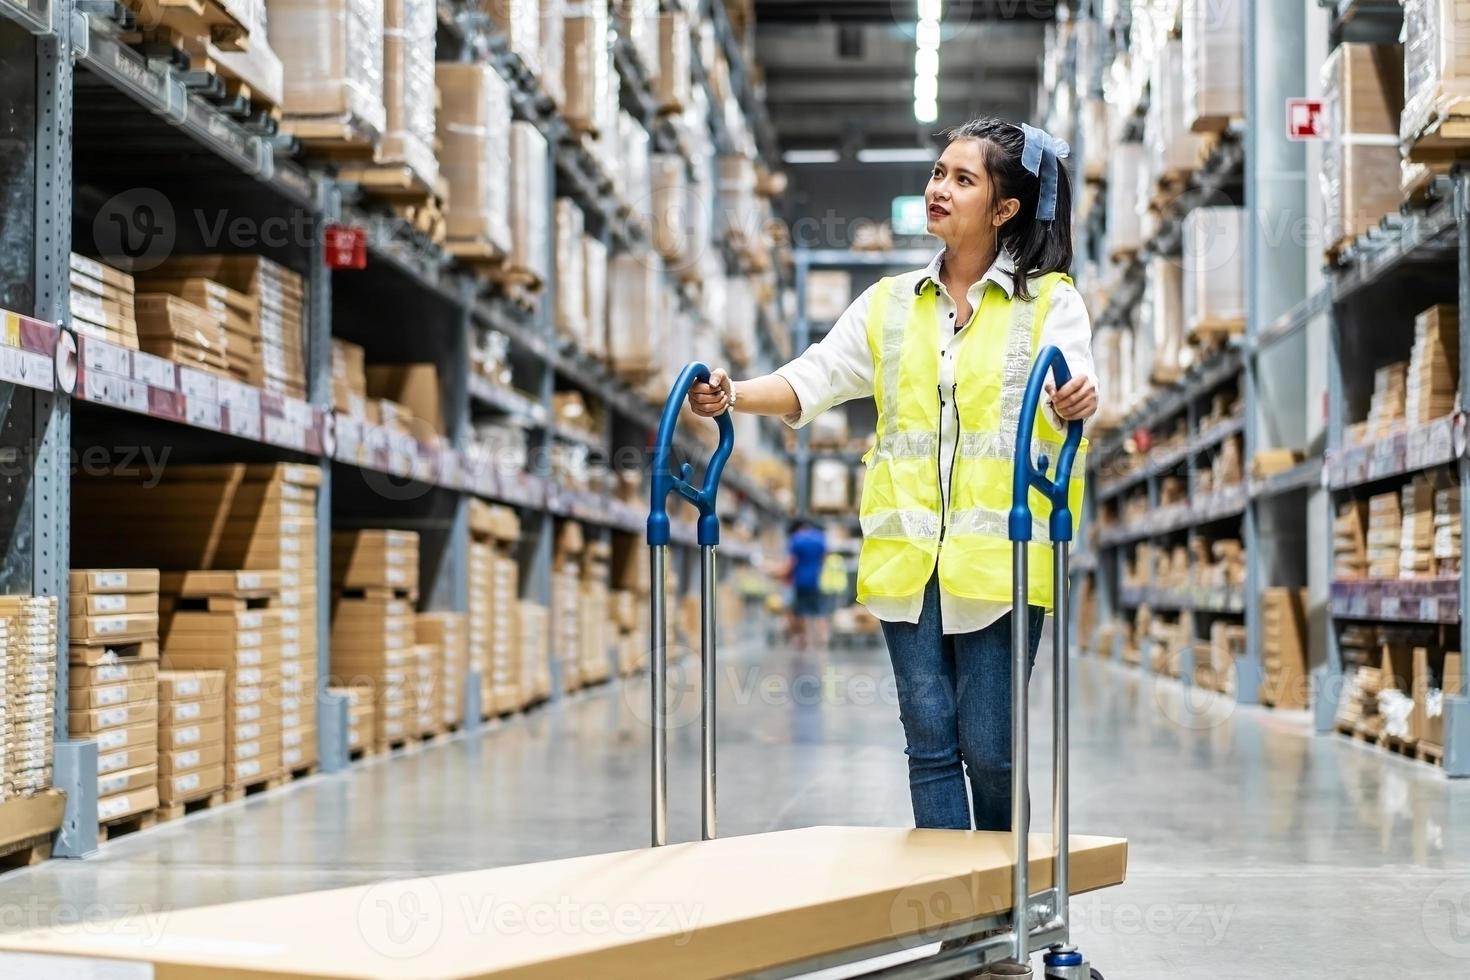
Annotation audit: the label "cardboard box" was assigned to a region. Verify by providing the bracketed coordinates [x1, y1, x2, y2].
[68, 613, 160, 644]
[159, 720, 226, 752]
[158, 741, 226, 777]
[68, 680, 157, 712]
[96, 742, 157, 777]
[93, 721, 156, 755]
[159, 765, 225, 804]
[69, 700, 158, 735]
[70, 593, 159, 616]
[436, 62, 513, 251]
[98, 764, 157, 799]
[70, 660, 158, 689]
[1321, 44, 1404, 252]
[97, 785, 159, 824]
[70, 569, 160, 595]
[269, 0, 387, 133]
[157, 669, 227, 702]
[365, 364, 444, 435]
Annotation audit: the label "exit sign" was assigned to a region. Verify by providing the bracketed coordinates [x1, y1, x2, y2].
[1286, 99, 1325, 140]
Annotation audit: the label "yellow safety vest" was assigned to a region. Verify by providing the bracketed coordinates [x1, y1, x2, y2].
[855, 270, 1087, 611]
[820, 553, 848, 594]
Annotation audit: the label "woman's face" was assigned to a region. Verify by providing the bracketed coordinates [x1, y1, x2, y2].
[925, 138, 1014, 247]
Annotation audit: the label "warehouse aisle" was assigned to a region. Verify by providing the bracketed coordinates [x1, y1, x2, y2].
[1, 637, 1468, 979]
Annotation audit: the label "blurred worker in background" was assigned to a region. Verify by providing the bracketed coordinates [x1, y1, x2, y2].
[688, 118, 1096, 837]
[786, 519, 828, 649]
[818, 547, 849, 647]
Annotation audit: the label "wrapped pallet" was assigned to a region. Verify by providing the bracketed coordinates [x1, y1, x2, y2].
[1146, 39, 1204, 181]
[508, 121, 550, 284]
[1322, 44, 1404, 257]
[1181, 0, 1243, 133]
[619, 110, 652, 230]
[1401, 0, 1470, 149]
[539, 0, 565, 108]
[437, 64, 513, 255]
[1104, 142, 1144, 259]
[269, 0, 386, 137]
[608, 251, 662, 381]
[380, 0, 438, 189]
[615, 0, 659, 74]
[650, 154, 691, 265]
[582, 235, 608, 362]
[483, 0, 540, 78]
[656, 10, 692, 114]
[1181, 207, 1246, 343]
[1144, 257, 1185, 383]
[563, 1, 610, 136]
[200, 1, 285, 112]
[554, 201, 586, 344]
[809, 460, 851, 514]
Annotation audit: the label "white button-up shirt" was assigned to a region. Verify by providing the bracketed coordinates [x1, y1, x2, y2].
[775, 250, 1095, 634]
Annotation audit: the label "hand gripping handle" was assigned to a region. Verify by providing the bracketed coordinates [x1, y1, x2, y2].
[1010, 345, 1085, 544]
[648, 362, 736, 547]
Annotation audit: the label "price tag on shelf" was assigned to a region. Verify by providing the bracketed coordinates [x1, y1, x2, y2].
[263, 415, 305, 451]
[227, 406, 261, 442]
[1350, 593, 1368, 617]
[1424, 598, 1441, 622]
[130, 351, 176, 391]
[186, 397, 221, 431]
[281, 396, 313, 430]
[84, 371, 148, 412]
[324, 224, 368, 270]
[1381, 595, 1401, 619]
[178, 366, 218, 403]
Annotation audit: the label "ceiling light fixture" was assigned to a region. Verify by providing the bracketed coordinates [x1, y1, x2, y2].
[858, 148, 936, 164]
[914, 1, 941, 123]
[782, 149, 842, 165]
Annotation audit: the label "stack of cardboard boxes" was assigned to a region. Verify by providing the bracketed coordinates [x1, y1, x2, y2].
[1435, 484, 1463, 576]
[551, 521, 584, 694]
[1320, 43, 1403, 257]
[1399, 475, 1438, 579]
[579, 541, 612, 686]
[1414, 649, 1462, 760]
[161, 570, 284, 796]
[270, 0, 388, 150]
[1203, 622, 1247, 695]
[329, 684, 376, 756]
[331, 530, 420, 751]
[1366, 491, 1404, 579]
[1260, 588, 1308, 709]
[70, 254, 139, 348]
[134, 291, 229, 374]
[1406, 305, 1459, 424]
[416, 613, 467, 733]
[1334, 499, 1369, 578]
[156, 670, 227, 815]
[409, 639, 440, 739]
[437, 62, 513, 262]
[67, 571, 156, 827]
[468, 502, 522, 716]
[1364, 362, 1408, 443]
[518, 600, 552, 705]
[332, 340, 369, 417]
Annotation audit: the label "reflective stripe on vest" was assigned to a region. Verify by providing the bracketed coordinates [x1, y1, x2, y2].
[855, 270, 1088, 611]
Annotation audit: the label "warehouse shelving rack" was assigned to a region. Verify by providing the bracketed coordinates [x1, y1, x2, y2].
[0, 0, 792, 857]
[1072, 0, 1326, 712]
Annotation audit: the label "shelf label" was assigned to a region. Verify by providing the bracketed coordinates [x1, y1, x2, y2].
[325, 224, 368, 270]
[217, 377, 260, 416]
[131, 351, 176, 390]
[186, 396, 221, 431]
[280, 396, 313, 429]
[83, 370, 148, 412]
[263, 415, 306, 451]
[0, 344, 53, 391]
[178, 366, 218, 403]
[82, 336, 130, 377]
[227, 406, 261, 442]
[1381, 595, 1401, 619]
[1425, 598, 1441, 622]
[1287, 98, 1324, 140]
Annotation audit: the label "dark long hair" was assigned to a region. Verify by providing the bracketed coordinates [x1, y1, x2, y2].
[945, 118, 1073, 302]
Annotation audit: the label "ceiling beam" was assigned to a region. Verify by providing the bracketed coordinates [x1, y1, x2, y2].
[752, 0, 1059, 24]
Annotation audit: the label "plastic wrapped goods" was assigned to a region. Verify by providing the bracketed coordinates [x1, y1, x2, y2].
[650, 154, 691, 265]
[619, 111, 652, 230]
[437, 64, 513, 253]
[554, 201, 586, 344]
[1145, 257, 1185, 382]
[269, 0, 386, 134]
[483, 0, 540, 78]
[563, 1, 610, 135]
[1181, 0, 1243, 132]
[1182, 207, 1246, 341]
[656, 10, 692, 114]
[381, 0, 438, 187]
[1401, 0, 1470, 146]
[608, 251, 661, 379]
[509, 122, 551, 282]
[1321, 44, 1404, 255]
[809, 461, 851, 514]
[1145, 39, 1204, 179]
[582, 235, 608, 362]
[539, 0, 565, 107]
[1105, 142, 1144, 258]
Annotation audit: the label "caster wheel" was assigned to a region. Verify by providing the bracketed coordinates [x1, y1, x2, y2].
[1091, 970, 1104, 980]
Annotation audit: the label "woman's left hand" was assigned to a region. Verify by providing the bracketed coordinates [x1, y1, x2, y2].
[1046, 375, 1098, 421]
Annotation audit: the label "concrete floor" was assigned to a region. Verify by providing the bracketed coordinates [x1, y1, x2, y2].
[1, 633, 1468, 978]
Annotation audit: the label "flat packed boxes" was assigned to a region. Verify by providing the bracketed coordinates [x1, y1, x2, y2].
[1406, 305, 1459, 424]
[156, 670, 226, 816]
[134, 293, 229, 374]
[70, 254, 138, 348]
[1320, 43, 1403, 258]
[415, 613, 466, 733]
[1260, 588, 1308, 709]
[160, 570, 285, 796]
[330, 685, 376, 757]
[332, 530, 421, 750]
[1366, 492, 1403, 579]
[1333, 499, 1369, 578]
[4, 596, 59, 803]
[470, 502, 522, 717]
[68, 570, 158, 823]
[518, 601, 551, 706]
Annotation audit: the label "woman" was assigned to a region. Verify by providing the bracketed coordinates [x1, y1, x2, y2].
[689, 119, 1098, 833]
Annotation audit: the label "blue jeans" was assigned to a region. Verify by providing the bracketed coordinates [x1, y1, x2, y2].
[881, 575, 1045, 832]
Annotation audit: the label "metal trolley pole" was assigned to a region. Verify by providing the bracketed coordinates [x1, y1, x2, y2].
[647, 362, 735, 847]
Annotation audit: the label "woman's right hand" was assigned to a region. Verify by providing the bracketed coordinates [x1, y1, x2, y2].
[688, 368, 733, 417]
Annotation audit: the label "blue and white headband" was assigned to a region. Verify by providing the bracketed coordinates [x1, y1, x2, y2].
[1020, 123, 1070, 222]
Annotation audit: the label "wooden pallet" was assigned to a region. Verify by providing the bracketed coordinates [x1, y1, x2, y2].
[446, 238, 508, 274]
[1151, 170, 1192, 210]
[389, 194, 447, 246]
[336, 586, 418, 603]
[224, 771, 287, 803]
[156, 789, 226, 824]
[0, 791, 65, 869]
[336, 164, 437, 203]
[347, 743, 379, 763]
[125, 26, 281, 132]
[123, 0, 250, 52]
[1417, 741, 1445, 767]
[99, 808, 158, 843]
[282, 117, 381, 162]
[288, 762, 319, 782]
[375, 737, 411, 756]
[1404, 91, 1470, 162]
[1188, 318, 1246, 354]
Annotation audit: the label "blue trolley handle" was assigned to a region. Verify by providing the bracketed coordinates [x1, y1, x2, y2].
[1009, 345, 1086, 544]
[647, 362, 736, 547]
[1005, 344, 1089, 968]
[647, 362, 734, 850]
